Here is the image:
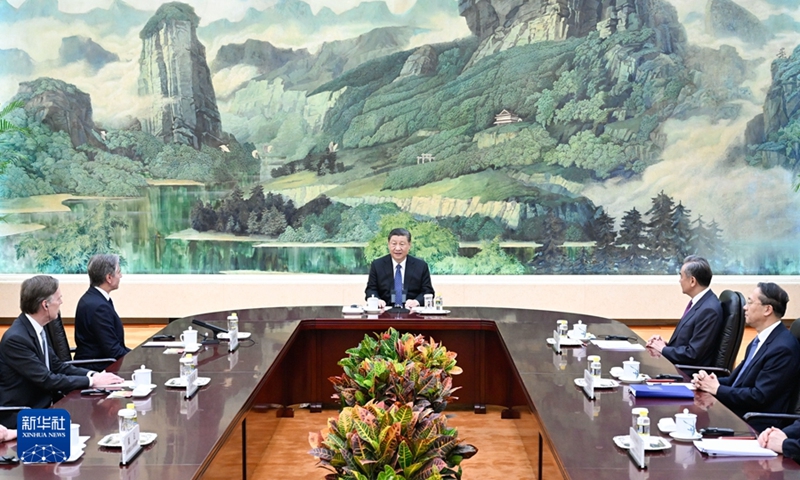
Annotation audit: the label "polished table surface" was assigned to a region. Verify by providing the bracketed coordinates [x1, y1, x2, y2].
[1, 306, 799, 479]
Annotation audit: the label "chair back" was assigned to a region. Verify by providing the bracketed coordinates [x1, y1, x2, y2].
[44, 314, 73, 363]
[713, 290, 746, 372]
[790, 319, 800, 416]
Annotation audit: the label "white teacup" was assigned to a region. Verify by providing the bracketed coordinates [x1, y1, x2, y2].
[622, 357, 640, 379]
[180, 327, 198, 348]
[573, 320, 587, 337]
[366, 296, 380, 310]
[70, 423, 81, 451]
[132, 365, 152, 387]
[675, 409, 697, 437]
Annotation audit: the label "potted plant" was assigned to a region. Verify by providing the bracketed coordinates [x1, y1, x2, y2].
[309, 400, 477, 480]
[311, 328, 477, 479]
[329, 328, 462, 412]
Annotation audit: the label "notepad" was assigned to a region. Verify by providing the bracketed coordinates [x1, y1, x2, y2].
[589, 340, 645, 351]
[630, 384, 694, 398]
[694, 439, 777, 457]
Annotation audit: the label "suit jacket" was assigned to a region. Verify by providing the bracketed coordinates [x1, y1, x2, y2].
[716, 323, 800, 432]
[365, 255, 434, 305]
[662, 290, 724, 366]
[0, 314, 91, 428]
[74, 287, 130, 370]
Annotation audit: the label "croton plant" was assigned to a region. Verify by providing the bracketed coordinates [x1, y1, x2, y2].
[310, 328, 477, 480]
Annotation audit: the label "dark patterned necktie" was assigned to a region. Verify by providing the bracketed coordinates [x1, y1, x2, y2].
[734, 336, 761, 387]
[394, 264, 403, 305]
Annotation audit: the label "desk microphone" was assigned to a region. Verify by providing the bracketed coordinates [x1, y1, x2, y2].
[192, 319, 228, 338]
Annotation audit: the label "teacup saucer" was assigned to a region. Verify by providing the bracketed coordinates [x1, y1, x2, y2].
[669, 431, 702, 441]
[618, 374, 648, 384]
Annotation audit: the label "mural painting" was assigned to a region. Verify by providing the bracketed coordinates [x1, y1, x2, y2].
[1, 0, 799, 275]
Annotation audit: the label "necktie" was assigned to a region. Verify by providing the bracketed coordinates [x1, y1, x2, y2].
[40, 329, 50, 370]
[682, 300, 693, 317]
[394, 264, 403, 306]
[734, 336, 761, 386]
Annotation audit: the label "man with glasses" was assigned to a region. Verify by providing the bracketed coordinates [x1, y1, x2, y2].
[693, 282, 800, 432]
[0, 276, 123, 428]
[74, 254, 131, 370]
[646, 255, 724, 366]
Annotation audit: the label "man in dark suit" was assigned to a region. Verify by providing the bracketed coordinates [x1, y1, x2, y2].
[0, 276, 123, 428]
[365, 228, 434, 309]
[74, 254, 130, 370]
[693, 282, 800, 432]
[646, 256, 724, 365]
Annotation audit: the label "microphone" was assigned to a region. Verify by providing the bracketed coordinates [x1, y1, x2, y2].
[192, 319, 228, 339]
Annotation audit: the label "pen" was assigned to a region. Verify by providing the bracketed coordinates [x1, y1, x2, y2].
[646, 379, 675, 383]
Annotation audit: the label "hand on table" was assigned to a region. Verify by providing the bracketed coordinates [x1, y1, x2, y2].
[93, 371, 125, 388]
[692, 370, 719, 395]
[405, 299, 420, 309]
[759, 427, 787, 454]
[646, 335, 667, 353]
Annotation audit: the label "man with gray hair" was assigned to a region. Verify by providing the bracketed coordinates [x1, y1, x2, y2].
[0, 275, 123, 428]
[74, 254, 130, 370]
[646, 255, 724, 366]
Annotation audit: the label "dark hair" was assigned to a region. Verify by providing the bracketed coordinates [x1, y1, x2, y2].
[88, 254, 119, 287]
[387, 228, 411, 243]
[682, 255, 712, 287]
[757, 282, 789, 318]
[20, 275, 59, 315]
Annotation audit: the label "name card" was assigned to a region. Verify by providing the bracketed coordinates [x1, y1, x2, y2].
[552, 329, 561, 353]
[583, 369, 595, 400]
[628, 426, 646, 469]
[185, 368, 199, 399]
[120, 423, 141, 465]
[18, 409, 70, 463]
[228, 327, 239, 353]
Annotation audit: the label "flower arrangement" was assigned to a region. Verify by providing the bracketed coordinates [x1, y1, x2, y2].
[310, 328, 477, 480]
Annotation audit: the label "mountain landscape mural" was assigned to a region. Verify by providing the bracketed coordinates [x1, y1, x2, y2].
[1, 0, 799, 275]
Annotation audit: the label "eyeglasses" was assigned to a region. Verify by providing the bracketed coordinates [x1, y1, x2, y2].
[746, 299, 763, 306]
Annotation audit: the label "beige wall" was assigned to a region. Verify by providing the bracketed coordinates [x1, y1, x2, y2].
[2, 274, 800, 323]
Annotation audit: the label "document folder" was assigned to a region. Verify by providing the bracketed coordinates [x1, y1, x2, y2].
[630, 384, 694, 399]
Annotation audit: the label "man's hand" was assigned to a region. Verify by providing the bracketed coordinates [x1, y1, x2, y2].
[0, 425, 16, 442]
[405, 299, 420, 309]
[692, 370, 720, 395]
[93, 372, 124, 388]
[377, 299, 387, 309]
[759, 427, 787, 454]
[646, 335, 667, 353]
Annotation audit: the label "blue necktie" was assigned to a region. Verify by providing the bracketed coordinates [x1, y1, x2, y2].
[734, 336, 760, 386]
[394, 264, 403, 306]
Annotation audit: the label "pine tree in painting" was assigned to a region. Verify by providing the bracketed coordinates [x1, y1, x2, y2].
[645, 191, 675, 262]
[618, 207, 648, 272]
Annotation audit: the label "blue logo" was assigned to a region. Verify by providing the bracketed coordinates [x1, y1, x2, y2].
[17, 409, 71, 463]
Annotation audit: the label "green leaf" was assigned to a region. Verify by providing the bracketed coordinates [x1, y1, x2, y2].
[354, 420, 379, 449]
[398, 440, 413, 470]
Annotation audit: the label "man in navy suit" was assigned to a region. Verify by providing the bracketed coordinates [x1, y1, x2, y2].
[365, 228, 434, 309]
[646, 256, 724, 366]
[74, 254, 130, 370]
[0, 276, 123, 428]
[693, 282, 800, 432]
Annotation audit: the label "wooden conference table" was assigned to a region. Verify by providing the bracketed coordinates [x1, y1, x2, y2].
[1, 306, 799, 480]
